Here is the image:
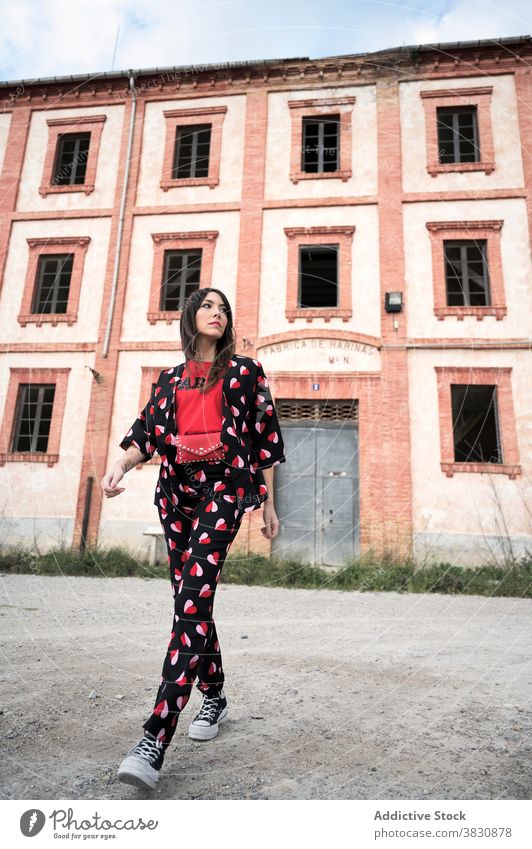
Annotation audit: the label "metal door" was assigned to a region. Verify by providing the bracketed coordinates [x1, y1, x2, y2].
[272, 423, 359, 566]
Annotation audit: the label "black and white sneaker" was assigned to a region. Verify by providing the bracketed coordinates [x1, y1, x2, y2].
[188, 689, 228, 741]
[117, 731, 165, 790]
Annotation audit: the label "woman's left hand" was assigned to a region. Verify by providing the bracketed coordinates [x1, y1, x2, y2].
[261, 501, 280, 539]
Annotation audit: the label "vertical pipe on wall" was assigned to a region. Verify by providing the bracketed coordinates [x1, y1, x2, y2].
[102, 73, 137, 358]
[80, 476, 94, 552]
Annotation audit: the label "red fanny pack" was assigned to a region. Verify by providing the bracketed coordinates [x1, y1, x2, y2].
[175, 431, 225, 463]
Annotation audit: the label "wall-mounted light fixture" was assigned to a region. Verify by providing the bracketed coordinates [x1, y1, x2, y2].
[385, 292, 403, 313]
[87, 366, 103, 384]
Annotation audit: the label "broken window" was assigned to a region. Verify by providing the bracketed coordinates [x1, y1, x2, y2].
[451, 384, 502, 463]
[298, 245, 338, 307]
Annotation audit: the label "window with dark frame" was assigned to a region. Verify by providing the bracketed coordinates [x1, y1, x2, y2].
[12, 384, 55, 453]
[172, 124, 212, 179]
[161, 249, 202, 311]
[444, 240, 490, 307]
[451, 384, 502, 464]
[301, 115, 339, 173]
[31, 254, 73, 315]
[436, 106, 480, 164]
[52, 132, 90, 186]
[298, 245, 338, 308]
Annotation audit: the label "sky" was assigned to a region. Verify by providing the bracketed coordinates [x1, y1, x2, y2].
[0, 0, 530, 84]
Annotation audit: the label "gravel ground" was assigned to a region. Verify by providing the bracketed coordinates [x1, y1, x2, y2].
[0, 573, 530, 800]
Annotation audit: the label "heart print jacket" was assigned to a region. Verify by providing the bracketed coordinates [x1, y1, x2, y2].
[119, 354, 287, 513]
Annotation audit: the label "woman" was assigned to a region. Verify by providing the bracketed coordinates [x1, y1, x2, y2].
[100, 287, 286, 790]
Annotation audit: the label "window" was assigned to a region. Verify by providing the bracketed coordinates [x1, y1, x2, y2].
[148, 231, 219, 324]
[299, 245, 338, 308]
[0, 368, 70, 466]
[161, 106, 227, 191]
[420, 86, 494, 176]
[444, 240, 489, 307]
[284, 226, 354, 322]
[437, 107, 479, 164]
[301, 115, 339, 173]
[18, 236, 90, 327]
[173, 124, 211, 179]
[288, 97, 355, 184]
[161, 249, 202, 311]
[32, 254, 73, 314]
[435, 367, 520, 479]
[12, 384, 55, 453]
[40, 115, 106, 196]
[426, 221, 506, 321]
[451, 384, 501, 463]
[52, 132, 90, 186]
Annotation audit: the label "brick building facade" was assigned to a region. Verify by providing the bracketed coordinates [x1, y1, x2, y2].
[0, 37, 531, 567]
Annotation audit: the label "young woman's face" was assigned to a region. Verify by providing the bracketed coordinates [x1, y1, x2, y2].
[195, 292, 229, 345]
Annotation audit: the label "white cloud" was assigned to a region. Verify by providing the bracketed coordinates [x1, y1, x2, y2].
[412, 0, 531, 45]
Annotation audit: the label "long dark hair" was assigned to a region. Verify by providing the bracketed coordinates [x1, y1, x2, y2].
[179, 287, 236, 394]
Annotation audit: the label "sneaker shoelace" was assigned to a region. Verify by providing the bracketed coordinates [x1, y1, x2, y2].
[196, 694, 221, 722]
[130, 735, 163, 765]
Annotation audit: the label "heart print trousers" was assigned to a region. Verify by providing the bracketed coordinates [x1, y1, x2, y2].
[142, 458, 244, 748]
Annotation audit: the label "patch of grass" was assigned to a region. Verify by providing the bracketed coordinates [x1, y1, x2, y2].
[0, 544, 530, 597]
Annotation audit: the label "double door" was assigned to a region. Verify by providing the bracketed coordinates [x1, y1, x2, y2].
[271, 423, 359, 567]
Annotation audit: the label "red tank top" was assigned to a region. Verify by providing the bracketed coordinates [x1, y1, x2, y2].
[174, 360, 223, 435]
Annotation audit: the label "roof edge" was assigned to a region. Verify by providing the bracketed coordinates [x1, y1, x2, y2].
[0, 34, 530, 91]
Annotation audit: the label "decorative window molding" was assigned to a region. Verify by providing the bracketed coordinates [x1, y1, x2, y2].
[435, 366, 521, 479]
[284, 226, 354, 322]
[39, 115, 106, 197]
[288, 96, 355, 184]
[426, 220, 506, 321]
[148, 230, 219, 324]
[160, 106, 227, 191]
[420, 87, 495, 177]
[0, 367, 70, 466]
[18, 236, 91, 327]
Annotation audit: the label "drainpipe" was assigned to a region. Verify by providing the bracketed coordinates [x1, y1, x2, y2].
[102, 72, 137, 357]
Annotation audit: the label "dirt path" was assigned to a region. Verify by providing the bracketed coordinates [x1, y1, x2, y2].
[0, 573, 530, 800]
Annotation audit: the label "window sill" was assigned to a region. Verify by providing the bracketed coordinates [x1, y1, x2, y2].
[427, 162, 495, 177]
[147, 310, 182, 325]
[160, 177, 219, 191]
[18, 313, 78, 327]
[286, 307, 352, 323]
[0, 452, 59, 467]
[290, 169, 352, 184]
[39, 184, 95, 197]
[441, 462, 521, 479]
[434, 306, 507, 321]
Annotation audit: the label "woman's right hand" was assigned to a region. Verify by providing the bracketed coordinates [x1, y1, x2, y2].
[101, 463, 126, 498]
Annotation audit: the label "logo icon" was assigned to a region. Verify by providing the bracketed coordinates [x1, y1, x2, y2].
[20, 809, 46, 837]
